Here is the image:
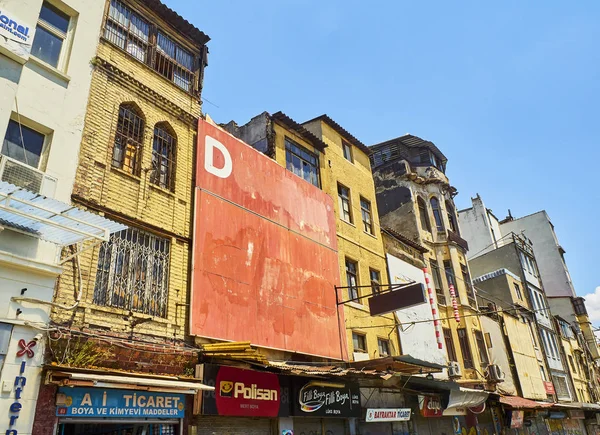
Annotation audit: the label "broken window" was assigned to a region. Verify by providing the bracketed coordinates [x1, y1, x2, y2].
[285, 138, 320, 188]
[418, 196, 431, 233]
[430, 197, 444, 231]
[446, 200, 458, 233]
[346, 259, 359, 301]
[94, 227, 170, 318]
[112, 104, 144, 175]
[151, 124, 177, 191]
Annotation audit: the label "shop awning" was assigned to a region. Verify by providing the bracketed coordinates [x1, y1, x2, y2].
[499, 395, 554, 409]
[445, 387, 489, 413]
[49, 370, 214, 395]
[581, 403, 600, 411]
[347, 355, 445, 375]
[0, 182, 126, 246]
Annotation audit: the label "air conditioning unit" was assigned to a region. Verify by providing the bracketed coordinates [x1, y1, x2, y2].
[353, 352, 370, 362]
[448, 361, 462, 378]
[0, 155, 57, 197]
[487, 364, 505, 382]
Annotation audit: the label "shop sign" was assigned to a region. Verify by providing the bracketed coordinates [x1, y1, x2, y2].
[569, 410, 585, 419]
[202, 365, 288, 417]
[510, 410, 524, 429]
[366, 408, 411, 422]
[543, 381, 555, 395]
[292, 379, 360, 418]
[6, 339, 35, 435]
[418, 395, 443, 418]
[56, 387, 185, 418]
[549, 411, 566, 419]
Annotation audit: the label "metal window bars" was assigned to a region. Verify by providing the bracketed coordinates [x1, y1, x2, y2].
[93, 227, 170, 318]
[151, 125, 176, 190]
[112, 105, 144, 175]
[103, 0, 200, 94]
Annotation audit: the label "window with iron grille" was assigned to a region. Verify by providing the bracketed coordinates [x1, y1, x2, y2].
[338, 183, 353, 223]
[112, 104, 144, 175]
[285, 138, 320, 188]
[155, 32, 195, 93]
[151, 124, 176, 190]
[474, 330, 489, 366]
[94, 227, 170, 317]
[457, 328, 474, 369]
[378, 338, 390, 357]
[104, 0, 150, 63]
[444, 328, 457, 362]
[103, 0, 200, 94]
[360, 197, 374, 234]
[346, 259, 358, 301]
[430, 259, 446, 305]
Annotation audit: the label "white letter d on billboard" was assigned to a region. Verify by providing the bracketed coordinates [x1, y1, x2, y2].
[205, 136, 232, 179]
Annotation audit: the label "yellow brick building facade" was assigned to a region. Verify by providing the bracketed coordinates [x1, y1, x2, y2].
[53, 0, 209, 350]
[224, 112, 400, 361]
[302, 115, 399, 361]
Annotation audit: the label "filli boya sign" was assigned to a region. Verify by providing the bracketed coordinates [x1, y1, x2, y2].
[293, 380, 360, 418]
[56, 388, 185, 418]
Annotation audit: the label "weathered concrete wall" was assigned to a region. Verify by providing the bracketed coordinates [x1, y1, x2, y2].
[480, 316, 517, 395]
[501, 211, 576, 298]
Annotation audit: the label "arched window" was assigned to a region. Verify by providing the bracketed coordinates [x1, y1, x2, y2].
[112, 103, 144, 175]
[430, 197, 444, 231]
[446, 200, 458, 233]
[151, 123, 177, 190]
[417, 196, 431, 233]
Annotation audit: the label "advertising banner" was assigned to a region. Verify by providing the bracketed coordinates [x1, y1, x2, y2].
[202, 364, 290, 417]
[192, 120, 345, 360]
[56, 387, 185, 418]
[418, 395, 443, 418]
[0, 8, 35, 60]
[292, 379, 360, 418]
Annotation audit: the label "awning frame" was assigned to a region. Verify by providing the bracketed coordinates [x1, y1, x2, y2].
[48, 369, 214, 395]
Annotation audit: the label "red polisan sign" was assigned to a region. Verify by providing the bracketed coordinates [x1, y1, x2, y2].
[191, 119, 346, 360]
[215, 366, 281, 417]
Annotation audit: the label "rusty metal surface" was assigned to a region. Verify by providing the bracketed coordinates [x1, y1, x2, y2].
[191, 120, 346, 360]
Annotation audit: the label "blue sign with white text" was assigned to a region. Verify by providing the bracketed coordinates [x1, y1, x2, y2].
[56, 387, 186, 418]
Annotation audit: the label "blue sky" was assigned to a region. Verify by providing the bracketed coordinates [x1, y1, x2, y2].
[165, 1, 600, 318]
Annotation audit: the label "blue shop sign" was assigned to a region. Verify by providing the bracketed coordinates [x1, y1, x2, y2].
[56, 387, 185, 418]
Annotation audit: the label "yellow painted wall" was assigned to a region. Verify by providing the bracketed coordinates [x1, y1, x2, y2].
[561, 336, 591, 402]
[503, 314, 548, 400]
[53, 24, 201, 341]
[293, 119, 399, 360]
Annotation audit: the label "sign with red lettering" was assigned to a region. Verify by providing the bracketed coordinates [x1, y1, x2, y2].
[202, 365, 287, 417]
[418, 395, 443, 417]
[366, 408, 412, 422]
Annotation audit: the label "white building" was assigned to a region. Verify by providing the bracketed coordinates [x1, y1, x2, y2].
[0, 2, 124, 434]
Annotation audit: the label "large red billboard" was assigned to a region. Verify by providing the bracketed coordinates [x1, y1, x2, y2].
[191, 119, 346, 360]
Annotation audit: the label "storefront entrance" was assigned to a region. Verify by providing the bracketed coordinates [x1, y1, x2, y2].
[58, 421, 179, 435]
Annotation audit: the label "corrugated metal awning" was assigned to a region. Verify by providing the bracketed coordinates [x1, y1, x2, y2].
[0, 182, 126, 245]
[49, 369, 214, 395]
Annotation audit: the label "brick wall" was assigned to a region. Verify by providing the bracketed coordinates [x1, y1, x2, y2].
[52, 37, 201, 342]
[31, 383, 58, 435]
